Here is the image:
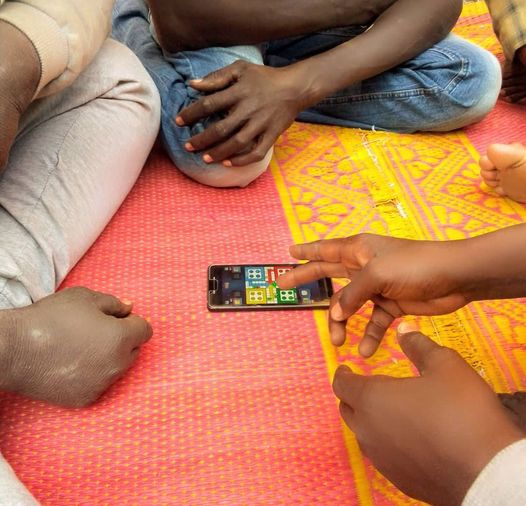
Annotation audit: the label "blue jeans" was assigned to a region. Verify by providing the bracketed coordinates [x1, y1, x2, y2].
[112, 0, 501, 187]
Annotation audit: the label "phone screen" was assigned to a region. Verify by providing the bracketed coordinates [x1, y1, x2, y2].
[208, 264, 333, 311]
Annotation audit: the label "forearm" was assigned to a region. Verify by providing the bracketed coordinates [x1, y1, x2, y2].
[0, 20, 40, 168]
[0, 21, 40, 111]
[452, 224, 526, 302]
[149, 0, 398, 52]
[288, 0, 462, 105]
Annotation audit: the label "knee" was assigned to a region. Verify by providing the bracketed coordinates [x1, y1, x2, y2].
[165, 145, 273, 188]
[454, 45, 501, 123]
[97, 39, 161, 137]
[430, 41, 501, 131]
[465, 49, 501, 121]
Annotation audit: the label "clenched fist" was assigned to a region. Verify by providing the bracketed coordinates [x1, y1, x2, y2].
[0, 287, 152, 407]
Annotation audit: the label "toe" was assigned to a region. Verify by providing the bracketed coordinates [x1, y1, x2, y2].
[487, 143, 526, 172]
[480, 167, 500, 182]
[483, 178, 500, 188]
[479, 154, 495, 172]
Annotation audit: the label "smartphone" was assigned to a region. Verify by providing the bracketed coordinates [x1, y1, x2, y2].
[208, 264, 333, 311]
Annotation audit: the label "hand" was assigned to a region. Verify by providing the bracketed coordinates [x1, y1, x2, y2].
[278, 234, 470, 356]
[0, 287, 152, 407]
[0, 22, 40, 168]
[176, 60, 311, 166]
[501, 46, 526, 104]
[333, 328, 525, 505]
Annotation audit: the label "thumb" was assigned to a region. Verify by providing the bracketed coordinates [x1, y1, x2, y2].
[93, 291, 133, 318]
[397, 321, 443, 375]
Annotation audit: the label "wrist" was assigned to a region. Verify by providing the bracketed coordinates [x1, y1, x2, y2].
[463, 438, 526, 505]
[459, 421, 525, 504]
[285, 61, 329, 110]
[0, 21, 41, 112]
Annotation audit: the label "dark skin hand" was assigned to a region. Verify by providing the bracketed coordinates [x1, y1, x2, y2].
[149, 0, 462, 166]
[0, 287, 152, 407]
[501, 46, 526, 105]
[0, 21, 41, 170]
[278, 224, 526, 356]
[333, 328, 524, 505]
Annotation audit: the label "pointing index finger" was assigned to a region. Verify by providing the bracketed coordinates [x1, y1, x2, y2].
[277, 261, 348, 289]
[289, 239, 348, 262]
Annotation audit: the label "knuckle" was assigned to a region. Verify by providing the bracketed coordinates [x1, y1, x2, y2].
[350, 233, 374, 256]
[71, 286, 92, 299]
[437, 346, 460, 361]
[201, 97, 215, 115]
[233, 133, 249, 148]
[141, 319, 153, 340]
[213, 121, 229, 138]
[366, 262, 385, 284]
[251, 147, 267, 162]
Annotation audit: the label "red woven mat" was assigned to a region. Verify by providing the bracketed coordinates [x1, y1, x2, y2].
[0, 156, 358, 504]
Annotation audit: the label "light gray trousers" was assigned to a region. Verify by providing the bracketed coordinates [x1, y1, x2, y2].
[0, 39, 160, 504]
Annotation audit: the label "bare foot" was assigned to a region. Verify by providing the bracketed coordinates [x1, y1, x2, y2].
[479, 143, 526, 203]
[501, 46, 526, 104]
[499, 392, 526, 434]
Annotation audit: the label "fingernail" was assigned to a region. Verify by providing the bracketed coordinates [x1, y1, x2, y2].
[397, 321, 419, 335]
[337, 364, 352, 374]
[175, 116, 185, 126]
[359, 340, 375, 358]
[331, 303, 344, 321]
[223, 160, 233, 167]
[190, 78, 203, 83]
[122, 299, 133, 306]
[203, 154, 213, 163]
[185, 142, 195, 152]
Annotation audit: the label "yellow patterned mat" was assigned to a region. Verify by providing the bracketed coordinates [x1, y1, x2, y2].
[270, 2, 526, 503]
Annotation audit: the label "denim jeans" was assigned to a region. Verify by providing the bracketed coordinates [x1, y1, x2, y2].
[112, 0, 501, 187]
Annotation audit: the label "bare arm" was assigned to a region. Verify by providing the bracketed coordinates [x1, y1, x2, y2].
[0, 21, 40, 168]
[289, 0, 463, 105]
[174, 0, 462, 166]
[148, 0, 399, 52]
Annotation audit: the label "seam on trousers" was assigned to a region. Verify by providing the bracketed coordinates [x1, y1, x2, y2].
[0, 104, 86, 303]
[319, 41, 469, 106]
[426, 43, 469, 95]
[0, 288, 15, 309]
